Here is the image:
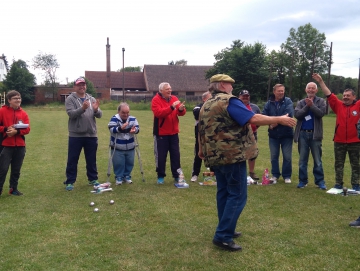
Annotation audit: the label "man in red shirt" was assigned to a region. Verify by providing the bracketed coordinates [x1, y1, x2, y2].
[313, 73, 360, 191]
[239, 90, 261, 180]
[151, 82, 188, 187]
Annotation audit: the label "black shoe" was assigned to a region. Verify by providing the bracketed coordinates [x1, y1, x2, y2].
[233, 231, 242, 238]
[212, 239, 242, 251]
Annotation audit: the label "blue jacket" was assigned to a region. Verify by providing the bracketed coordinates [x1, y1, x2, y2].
[262, 94, 294, 139]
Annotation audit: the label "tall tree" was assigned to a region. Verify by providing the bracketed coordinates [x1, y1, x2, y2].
[168, 59, 188, 66]
[281, 23, 330, 99]
[32, 52, 60, 100]
[206, 40, 268, 101]
[3, 59, 36, 104]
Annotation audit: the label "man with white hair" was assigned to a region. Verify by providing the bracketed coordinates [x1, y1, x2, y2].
[293, 82, 327, 189]
[151, 82, 188, 187]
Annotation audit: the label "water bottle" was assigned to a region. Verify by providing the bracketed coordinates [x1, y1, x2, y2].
[177, 168, 185, 182]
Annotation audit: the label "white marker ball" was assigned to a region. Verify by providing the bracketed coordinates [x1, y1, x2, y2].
[89, 202, 95, 206]
[94, 208, 99, 212]
[109, 200, 115, 205]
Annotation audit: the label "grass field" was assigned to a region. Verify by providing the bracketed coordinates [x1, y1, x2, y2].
[1, 106, 360, 271]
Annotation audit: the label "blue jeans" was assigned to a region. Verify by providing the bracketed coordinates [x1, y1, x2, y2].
[269, 137, 292, 179]
[112, 148, 135, 181]
[298, 131, 325, 185]
[65, 137, 98, 184]
[213, 162, 247, 243]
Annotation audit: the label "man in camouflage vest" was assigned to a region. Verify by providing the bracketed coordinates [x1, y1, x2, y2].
[198, 74, 296, 252]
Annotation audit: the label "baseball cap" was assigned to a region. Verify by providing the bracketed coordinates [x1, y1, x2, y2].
[74, 77, 86, 85]
[239, 90, 250, 96]
[210, 74, 235, 83]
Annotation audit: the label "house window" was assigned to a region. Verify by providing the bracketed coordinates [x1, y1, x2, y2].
[186, 92, 195, 96]
[44, 91, 53, 98]
[97, 93, 102, 98]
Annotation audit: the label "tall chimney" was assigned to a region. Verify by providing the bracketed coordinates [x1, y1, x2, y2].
[106, 37, 111, 88]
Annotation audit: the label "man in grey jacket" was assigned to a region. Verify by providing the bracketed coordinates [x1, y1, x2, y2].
[294, 82, 326, 190]
[63, 77, 102, 191]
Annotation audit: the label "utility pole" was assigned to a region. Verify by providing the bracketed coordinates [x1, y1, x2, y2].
[267, 55, 274, 100]
[289, 51, 294, 99]
[122, 48, 125, 102]
[310, 45, 317, 81]
[325, 42, 332, 114]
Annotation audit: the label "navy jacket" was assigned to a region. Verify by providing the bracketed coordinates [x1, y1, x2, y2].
[262, 94, 294, 139]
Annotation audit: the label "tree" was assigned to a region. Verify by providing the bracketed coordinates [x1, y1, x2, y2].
[168, 59, 188, 66]
[281, 23, 330, 100]
[68, 77, 97, 97]
[0, 54, 9, 72]
[206, 40, 269, 101]
[117, 66, 142, 72]
[3, 59, 36, 104]
[32, 52, 60, 100]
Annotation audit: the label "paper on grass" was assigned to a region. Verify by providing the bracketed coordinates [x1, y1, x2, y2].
[326, 188, 343, 194]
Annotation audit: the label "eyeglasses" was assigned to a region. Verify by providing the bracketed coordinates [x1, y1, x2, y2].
[11, 97, 22, 100]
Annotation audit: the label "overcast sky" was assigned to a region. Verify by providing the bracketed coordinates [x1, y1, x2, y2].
[3, 0, 360, 84]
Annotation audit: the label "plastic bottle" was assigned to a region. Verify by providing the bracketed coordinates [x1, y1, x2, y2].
[262, 168, 271, 185]
[177, 168, 185, 182]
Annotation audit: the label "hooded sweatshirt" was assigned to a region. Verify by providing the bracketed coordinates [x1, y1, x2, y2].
[65, 92, 102, 137]
[0, 105, 30, 147]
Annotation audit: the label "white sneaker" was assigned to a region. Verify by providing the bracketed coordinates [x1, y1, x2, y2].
[125, 179, 133, 184]
[191, 175, 198, 182]
[116, 180, 123, 185]
[270, 176, 277, 184]
[285, 178, 291, 184]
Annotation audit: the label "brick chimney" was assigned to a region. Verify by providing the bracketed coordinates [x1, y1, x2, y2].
[106, 37, 111, 88]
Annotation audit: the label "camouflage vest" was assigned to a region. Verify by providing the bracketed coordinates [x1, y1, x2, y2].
[199, 92, 258, 167]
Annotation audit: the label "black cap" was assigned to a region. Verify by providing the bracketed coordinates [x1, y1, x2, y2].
[239, 90, 250, 96]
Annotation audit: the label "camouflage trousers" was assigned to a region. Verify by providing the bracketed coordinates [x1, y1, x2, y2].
[334, 142, 360, 185]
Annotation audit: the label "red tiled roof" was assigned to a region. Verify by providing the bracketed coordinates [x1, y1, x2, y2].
[143, 65, 212, 92]
[85, 71, 146, 89]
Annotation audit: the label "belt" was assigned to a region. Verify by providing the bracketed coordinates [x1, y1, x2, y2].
[301, 129, 313, 133]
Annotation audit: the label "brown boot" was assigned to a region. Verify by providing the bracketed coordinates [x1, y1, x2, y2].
[249, 172, 259, 180]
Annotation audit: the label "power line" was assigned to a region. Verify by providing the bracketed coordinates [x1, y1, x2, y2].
[335, 58, 358, 65]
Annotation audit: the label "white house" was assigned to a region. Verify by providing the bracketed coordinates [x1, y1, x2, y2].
[0, 54, 8, 82]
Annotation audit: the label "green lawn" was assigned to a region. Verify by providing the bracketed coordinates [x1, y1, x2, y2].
[1, 107, 359, 271]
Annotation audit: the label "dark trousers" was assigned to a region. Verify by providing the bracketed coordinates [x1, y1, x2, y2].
[192, 135, 203, 176]
[65, 137, 98, 184]
[154, 134, 181, 178]
[0, 146, 26, 190]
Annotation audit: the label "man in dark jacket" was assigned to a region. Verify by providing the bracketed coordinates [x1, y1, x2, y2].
[191, 91, 211, 182]
[262, 84, 294, 184]
[151, 82, 188, 187]
[294, 82, 326, 190]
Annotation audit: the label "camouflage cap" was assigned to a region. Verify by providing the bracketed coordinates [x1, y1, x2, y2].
[210, 74, 235, 83]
